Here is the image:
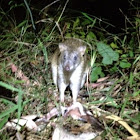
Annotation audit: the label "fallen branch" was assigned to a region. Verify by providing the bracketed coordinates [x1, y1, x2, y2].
[106, 115, 139, 139]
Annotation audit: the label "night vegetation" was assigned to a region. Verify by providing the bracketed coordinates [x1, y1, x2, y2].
[0, 0, 140, 139]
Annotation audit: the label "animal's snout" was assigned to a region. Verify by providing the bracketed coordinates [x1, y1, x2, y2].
[64, 64, 70, 71]
[64, 60, 72, 71]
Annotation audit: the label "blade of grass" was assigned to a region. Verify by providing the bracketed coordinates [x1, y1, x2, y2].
[0, 104, 18, 119]
[82, 12, 95, 22]
[0, 81, 23, 122]
[24, 0, 36, 31]
[133, 55, 140, 65]
[120, 95, 128, 118]
[38, 39, 48, 71]
[123, 113, 140, 125]
[1, 98, 16, 106]
[90, 50, 97, 68]
[45, 0, 69, 41]
[0, 81, 21, 92]
[129, 72, 133, 88]
[0, 100, 29, 119]
[133, 90, 140, 97]
[0, 115, 9, 129]
[17, 89, 23, 121]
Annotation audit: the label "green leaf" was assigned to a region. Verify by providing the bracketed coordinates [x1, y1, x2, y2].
[65, 33, 72, 37]
[119, 60, 131, 68]
[135, 17, 140, 24]
[97, 42, 119, 65]
[110, 42, 118, 49]
[81, 19, 91, 26]
[79, 31, 86, 37]
[121, 54, 127, 58]
[129, 50, 134, 57]
[86, 31, 97, 41]
[73, 18, 80, 29]
[110, 66, 118, 73]
[90, 66, 104, 82]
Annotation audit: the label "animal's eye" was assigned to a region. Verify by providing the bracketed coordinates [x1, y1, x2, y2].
[74, 56, 77, 61]
[63, 55, 66, 60]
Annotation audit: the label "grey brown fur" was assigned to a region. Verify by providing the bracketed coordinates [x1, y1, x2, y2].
[51, 38, 89, 102]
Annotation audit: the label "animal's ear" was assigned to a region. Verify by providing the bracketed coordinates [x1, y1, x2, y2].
[59, 43, 67, 52]
[78, 46, 86, 55]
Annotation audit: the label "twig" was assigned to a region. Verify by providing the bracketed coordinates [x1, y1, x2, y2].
[40, 0, 60, 14]
[16, 132, 23, 140]
[106, 115, 139, 138]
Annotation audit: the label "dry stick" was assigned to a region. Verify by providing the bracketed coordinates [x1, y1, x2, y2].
[106, 115, 139, 138]
[55, 0, 69, 41]
[45, 0, 69, 41]
[89, 105, 139, 139]
[55, 21, 64, 40]
[40, 0, 60, 14]
[16, 132, 23, 140]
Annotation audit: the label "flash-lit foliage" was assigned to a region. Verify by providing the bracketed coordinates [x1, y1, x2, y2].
[0, 0, 140, 139]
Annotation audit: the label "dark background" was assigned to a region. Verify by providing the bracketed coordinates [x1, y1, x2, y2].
[0, 0, 138, 33]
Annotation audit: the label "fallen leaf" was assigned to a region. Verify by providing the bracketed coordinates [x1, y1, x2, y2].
[11, 64, 18, 72]
[97, 77, 109, 82]
[6, 115, 39, 132]
[10, 63, 30, 86]
[89, 83, 101, 88]
[106, 115, 139, 138]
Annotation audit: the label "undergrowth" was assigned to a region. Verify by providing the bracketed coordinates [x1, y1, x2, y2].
[0, 0, 140, 139]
